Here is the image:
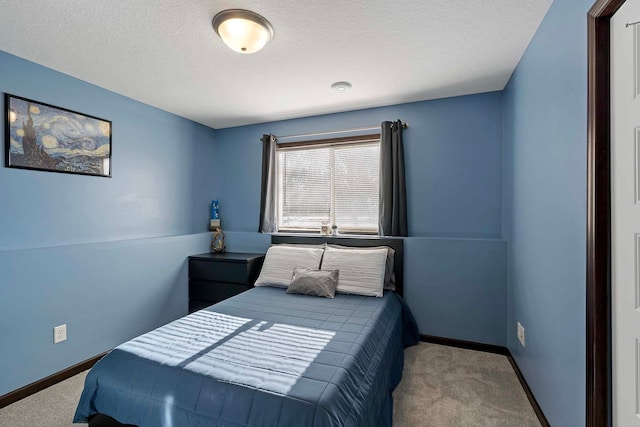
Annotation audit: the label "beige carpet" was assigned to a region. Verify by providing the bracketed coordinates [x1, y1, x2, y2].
[394, 343, 540, 427]
[0, 370, 89, 427]
[0, 343, 540, 427]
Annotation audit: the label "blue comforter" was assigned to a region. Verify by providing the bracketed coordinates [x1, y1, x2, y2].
[74, 287, 418, 426]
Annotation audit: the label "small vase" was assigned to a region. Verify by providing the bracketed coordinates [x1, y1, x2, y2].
[211, 229, 225, 253]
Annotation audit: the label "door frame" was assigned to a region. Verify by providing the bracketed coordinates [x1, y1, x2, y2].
[587, 0, 626, 425]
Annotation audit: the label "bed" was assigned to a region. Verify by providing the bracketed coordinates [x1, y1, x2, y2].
[74, 236, 418, 426]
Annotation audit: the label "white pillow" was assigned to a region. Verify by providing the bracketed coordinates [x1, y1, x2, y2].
[320, 246, 387, 297]
[254, 245, 325, 288]
[326, 244, 396, 290]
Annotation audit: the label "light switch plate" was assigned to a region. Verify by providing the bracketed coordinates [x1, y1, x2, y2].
[517, 322, 525, 347]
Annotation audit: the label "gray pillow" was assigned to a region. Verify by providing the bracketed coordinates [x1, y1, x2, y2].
[287, 267, 339, 298]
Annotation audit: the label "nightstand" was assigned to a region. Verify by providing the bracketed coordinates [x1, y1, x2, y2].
[188, 252, 265, 313]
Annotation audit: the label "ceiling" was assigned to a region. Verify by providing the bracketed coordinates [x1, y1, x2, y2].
[0, 1, 552, 129]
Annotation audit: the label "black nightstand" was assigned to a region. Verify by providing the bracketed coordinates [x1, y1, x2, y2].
[188, 252, 265, 313]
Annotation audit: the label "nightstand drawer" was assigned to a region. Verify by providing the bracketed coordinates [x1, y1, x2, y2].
[189, 259, 249, 283]
[189, 280, 250, 303]
[188, 252, 265, 314]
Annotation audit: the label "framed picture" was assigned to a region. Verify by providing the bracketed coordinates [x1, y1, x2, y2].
[5, 94, 112, 177]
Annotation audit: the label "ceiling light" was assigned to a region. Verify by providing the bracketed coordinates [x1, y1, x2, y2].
[331, 81, 352, 93]
[212, 9, 274, 54]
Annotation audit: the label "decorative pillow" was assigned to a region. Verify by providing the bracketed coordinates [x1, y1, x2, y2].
[254, 245, 324, 288]
[286, 267, 339, 298]
[327, 244, 396, 290]
[320, 246, 387, 297]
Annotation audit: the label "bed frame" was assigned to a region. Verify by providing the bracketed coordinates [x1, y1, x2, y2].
[88, 235, 404, 427]
[271, 234, 404, 297]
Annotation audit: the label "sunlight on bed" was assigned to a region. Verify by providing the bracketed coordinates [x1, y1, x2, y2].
[163, 395, 174, 427]
[118, 310, 336, 395]
[118, 311, 253, 363]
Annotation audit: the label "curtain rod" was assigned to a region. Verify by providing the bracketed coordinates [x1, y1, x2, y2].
[259, 122, 408, 142]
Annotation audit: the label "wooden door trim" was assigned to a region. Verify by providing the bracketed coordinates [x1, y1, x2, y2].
[587, 1, 626, 425]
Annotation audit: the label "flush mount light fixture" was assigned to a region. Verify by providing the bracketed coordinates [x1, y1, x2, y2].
[212, 9, 274, 54]
[331, 81, 352, 93]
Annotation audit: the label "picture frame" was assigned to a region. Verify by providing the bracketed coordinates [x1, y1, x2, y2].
[4, 93, 112, 177]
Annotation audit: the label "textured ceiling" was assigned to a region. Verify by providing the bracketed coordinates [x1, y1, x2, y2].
[0, 1, 552, 129]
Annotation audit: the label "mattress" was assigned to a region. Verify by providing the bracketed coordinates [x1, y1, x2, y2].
[74, 286, 417, 426]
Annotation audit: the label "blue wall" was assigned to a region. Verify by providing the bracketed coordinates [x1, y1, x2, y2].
[502, 0, 591, 425]
[213, 93, 508, 347]
[0, 50, 216, 396]
[216, 93, 504, 239]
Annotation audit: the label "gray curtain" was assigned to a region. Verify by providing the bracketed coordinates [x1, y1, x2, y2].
[379, 120, 408, 236]
[259, 134, 277, 233]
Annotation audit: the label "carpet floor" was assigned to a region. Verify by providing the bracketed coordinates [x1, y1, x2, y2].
[0, 343, 540, 427]
[394, 343, 540, 426]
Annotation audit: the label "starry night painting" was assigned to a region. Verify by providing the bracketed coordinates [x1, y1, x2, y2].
[5, 94, 111, 177]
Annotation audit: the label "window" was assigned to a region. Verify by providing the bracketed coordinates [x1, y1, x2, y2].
[276, 135, 380, 234]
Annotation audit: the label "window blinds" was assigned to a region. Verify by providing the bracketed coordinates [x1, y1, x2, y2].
[277, 142, 380, 232]
[279, 147, 331, 229]
[333, 144, 379, 231]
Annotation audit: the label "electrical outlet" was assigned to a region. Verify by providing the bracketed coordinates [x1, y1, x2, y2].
[517, 322, 525, 347]
[54, 324, 67, 344]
